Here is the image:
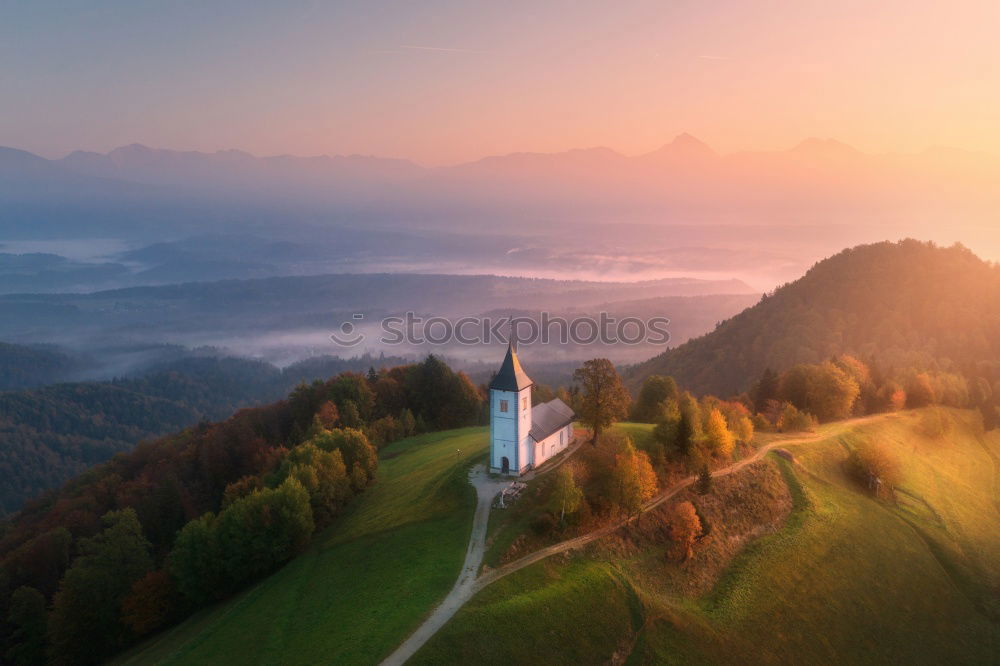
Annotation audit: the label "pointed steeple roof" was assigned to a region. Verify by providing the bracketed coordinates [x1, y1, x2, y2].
[489, 341, 533, 392]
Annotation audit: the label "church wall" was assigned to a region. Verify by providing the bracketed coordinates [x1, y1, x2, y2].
[516, 387, 532, 472]
[490, 388, 519, 472]
[532, 423, 573, 468]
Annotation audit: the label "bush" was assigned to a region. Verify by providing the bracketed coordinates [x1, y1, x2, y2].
[777, 403, 817, 433]
[846, 441, 902, 497]
[530, 512, 558, 536]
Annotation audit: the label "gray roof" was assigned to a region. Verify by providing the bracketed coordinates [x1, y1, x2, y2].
[489, 343, 533, 392]
[529, 398, 575, 442]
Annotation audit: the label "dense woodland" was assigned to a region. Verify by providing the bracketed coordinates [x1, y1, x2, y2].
[627, 240, 1000, 397]
[0, 355, 484, 665]
[0, 351, 413, 515]
[0, 345, 80, 391]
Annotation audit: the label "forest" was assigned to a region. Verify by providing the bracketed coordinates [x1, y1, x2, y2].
[627, 240, 1000, 397]
[0, 350, 412, 515]
[0, 356, 484, 665]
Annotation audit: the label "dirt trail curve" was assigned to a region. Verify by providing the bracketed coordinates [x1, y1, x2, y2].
[380, 421, 870, 665]
[380, 441, 583, 666]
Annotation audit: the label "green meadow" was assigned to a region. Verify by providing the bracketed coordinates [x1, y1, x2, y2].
[412, 410, 1000, 664]
[117, 427, 489, 666]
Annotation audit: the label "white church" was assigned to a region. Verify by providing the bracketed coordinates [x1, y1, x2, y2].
[489, 342, 575, 476]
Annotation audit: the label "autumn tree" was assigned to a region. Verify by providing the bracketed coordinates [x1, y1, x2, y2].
[400, 408, 417, 436]
[630, 375, 679, 423]
[48, 509, 153, 664]
[121, 570, 177, 637]
[665, 501, 702, 562]
[877, 381, 907, 412]
[610, 438, 658, 516]
[705, 408, 735, 460]
[340, 400, 362, 428]
[314, 400, 340, 429]
[532, 383, 556, 406]
[846, 441, 902, 498]
[730, 412, 754, 445]
[777, 403, 817, 433]
[574, 359, 631, 443]
[548, 465, 584, 525]
[906, 372, 936, 408]
[779, 362, 860, 422]
[222, 475, 262, 509]
[273, 442, 351, 526]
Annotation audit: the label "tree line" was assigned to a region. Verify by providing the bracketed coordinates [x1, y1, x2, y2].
[0, 356, 484, 665]
[0, 351, 413, 516]
[550, 350, 999, 538]
[627, 240, 1000, 399]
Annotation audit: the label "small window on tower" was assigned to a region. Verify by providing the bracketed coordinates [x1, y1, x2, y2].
[522, 397, 527, 410]
[499, 399, 508, 413]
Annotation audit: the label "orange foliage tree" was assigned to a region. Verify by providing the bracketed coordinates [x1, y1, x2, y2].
[665, 501, 702, 562]
[610, 437, 658, 516]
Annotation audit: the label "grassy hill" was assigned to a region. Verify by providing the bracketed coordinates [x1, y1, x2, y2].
[626, 240, 1000, 395]
[116, 427, 489, 665]
[411, 410, 999, 664]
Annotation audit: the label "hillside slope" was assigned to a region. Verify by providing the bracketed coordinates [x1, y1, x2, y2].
[0, 352, 410, 515]
[116, 428, 488, 665]
[412, 409, 1000, 664]
[626, 240, 1000, 396]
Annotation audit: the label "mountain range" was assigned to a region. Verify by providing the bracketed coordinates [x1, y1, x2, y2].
[3, 135, 998, 230]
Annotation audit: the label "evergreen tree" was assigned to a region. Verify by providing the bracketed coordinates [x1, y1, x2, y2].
[696, 465, 712, 495]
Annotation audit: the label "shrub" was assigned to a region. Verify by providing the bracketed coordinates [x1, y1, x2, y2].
[846, 441, 902, 497]
[530, 512, 557, 536]
[777, 403, 817, 433]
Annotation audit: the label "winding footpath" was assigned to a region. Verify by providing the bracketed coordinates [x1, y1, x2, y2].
[381, 441, 583, 666]
[381, 423, 863, 665]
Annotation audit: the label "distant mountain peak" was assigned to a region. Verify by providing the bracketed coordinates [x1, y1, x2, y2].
[111, 143, 155, 155]
[643, 132, 716, 160]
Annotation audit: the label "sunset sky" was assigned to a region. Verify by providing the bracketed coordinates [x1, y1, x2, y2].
[3, 0, 999, 164]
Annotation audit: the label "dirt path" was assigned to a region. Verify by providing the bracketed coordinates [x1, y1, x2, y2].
[381, 420, 872, 664]
[380, 441, 582, 665]
[379, 464, 504, 666]
[478, 417, 880, 589]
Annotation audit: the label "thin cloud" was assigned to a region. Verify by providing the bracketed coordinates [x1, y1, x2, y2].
[698, 54, 730, 60]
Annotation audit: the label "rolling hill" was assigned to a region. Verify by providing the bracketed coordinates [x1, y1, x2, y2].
[115, 428, 490, 665]
[412, 409, 1000, 664]
[626, 240, 1000, 396]
[109, 408, 1000, 665]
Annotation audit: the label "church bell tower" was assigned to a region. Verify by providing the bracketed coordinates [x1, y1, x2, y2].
[489, 341, 533, 475]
